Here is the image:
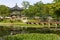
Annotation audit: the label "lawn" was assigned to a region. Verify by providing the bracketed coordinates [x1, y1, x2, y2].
[0, 19, 43, 28]
[0, 22, 43, 28]
[0, 19, 60, 28]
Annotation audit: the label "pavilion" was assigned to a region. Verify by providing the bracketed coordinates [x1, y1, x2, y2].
[9, 4, 28, 22]
[10, 3, 23, 17]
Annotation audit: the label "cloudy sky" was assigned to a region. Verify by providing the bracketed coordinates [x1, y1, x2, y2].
[0, 0, 53, 8]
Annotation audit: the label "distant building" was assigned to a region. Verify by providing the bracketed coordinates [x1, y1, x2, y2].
[10, 3, 23, 17]
[9, 3, 28, 22]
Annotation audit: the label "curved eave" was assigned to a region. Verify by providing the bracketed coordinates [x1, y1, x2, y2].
[10, 8, 23, 11]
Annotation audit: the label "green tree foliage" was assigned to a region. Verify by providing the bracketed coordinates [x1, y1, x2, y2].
[0, 5, 10, 16]
[4, 34, 60, 40]
[34, 1, 44, 17]
[55, 8, 60, 18]
[22, 1, 30, 9]
[53, 0, 60, 3]
[22, 1, 44, 17]
[0, 1, 60, 18]
[52, 2, 60, 18]
[21, 1, 60, 18]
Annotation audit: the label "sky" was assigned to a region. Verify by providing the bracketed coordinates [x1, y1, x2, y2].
[0, 0, 53, 8]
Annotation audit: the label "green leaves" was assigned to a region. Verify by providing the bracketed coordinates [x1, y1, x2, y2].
[22, 1, 30, 9]
[22, 1, 60, 18]
[0, 5, 10, 16]
[0, 1, 60, 18]
[53, 0, 60, 3]
[4, 34, 60, 40]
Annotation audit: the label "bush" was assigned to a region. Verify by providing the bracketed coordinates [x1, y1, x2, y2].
[4, 33, 60, 40]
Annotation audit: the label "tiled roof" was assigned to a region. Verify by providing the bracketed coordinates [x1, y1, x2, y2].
[10, 4, 23, 11]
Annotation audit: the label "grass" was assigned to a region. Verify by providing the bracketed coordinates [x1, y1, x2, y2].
[0, 19, 60, 28]
[0, 19, 43, 28]
[0, 22, 60, 28]
[0, 22, 43, 28]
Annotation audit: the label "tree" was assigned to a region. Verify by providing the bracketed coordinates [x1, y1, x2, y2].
[34, 1, 43, 5]
[34, 1, 44, 17]
[55, 8, 60, 18]
[0, 5, 10, 16]
[21, 0, 60, 18]
[53, 0, 60, 3]
[51, 2, 60, 18]
[22, 1, 30, 9]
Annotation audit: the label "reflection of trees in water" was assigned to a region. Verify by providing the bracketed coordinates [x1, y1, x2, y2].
[0, 24, 60, 37]
[3, 27, 60, 35]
